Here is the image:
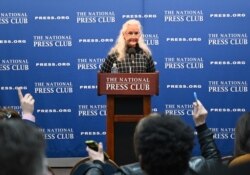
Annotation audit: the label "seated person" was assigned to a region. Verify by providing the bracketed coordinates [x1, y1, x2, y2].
[0, 87, 36, 125]
[77, 100, 222, 175]
[17, 87, 36, 124]
[0, 108, 22, 120]
[226, 112, 250, 175]
[0, 119, 49, 175]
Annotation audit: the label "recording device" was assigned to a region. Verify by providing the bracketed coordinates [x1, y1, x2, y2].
[193, 92, 198, 102]
[85, 140, 110, 160]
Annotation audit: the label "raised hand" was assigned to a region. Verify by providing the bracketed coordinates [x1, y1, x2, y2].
[192, 100, 208, 126]
[17, 87, 35, 115]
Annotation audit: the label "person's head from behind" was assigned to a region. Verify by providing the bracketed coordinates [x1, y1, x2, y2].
[0, 108, 22, 120]
[0, 119, 47, 175]
[134, 113, 194, 175]
[234, 112, 250, 157]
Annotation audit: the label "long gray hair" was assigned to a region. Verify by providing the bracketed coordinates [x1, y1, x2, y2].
[108, 19, 151, 61]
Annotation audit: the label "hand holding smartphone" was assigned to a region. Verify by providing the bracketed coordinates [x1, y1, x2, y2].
[85, 140, 110, 160]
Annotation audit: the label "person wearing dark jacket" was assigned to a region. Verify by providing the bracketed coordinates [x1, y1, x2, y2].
[79, 100, 221, 175]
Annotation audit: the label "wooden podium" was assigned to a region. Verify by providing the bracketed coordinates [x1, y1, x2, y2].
[98, 72, 159, 165]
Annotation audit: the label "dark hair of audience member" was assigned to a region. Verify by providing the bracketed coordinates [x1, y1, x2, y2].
[0, 120, 46, 175]
[133, 113, 195, 175]
[0, 108, 22, 120]
[234, 112, 250, 156]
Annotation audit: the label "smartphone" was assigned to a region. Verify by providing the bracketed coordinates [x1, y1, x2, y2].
[85, 140, 99, 151]
[193, 92, 198, 102]
[85, 140, 110, 160]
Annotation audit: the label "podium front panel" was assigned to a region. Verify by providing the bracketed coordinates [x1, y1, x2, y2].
[114, 96, 143, 115]
[114, 122, 138, 165]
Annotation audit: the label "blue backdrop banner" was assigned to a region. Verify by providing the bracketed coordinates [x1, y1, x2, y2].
[0, 0, 249, 159]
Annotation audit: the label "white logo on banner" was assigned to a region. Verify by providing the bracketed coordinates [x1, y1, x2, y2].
[165, 104, 193, 116]
[77, 58, 105, 70]
[0, 105, 21, 111]
[143, 34, 159, 46]
[33, 35, 72, 47]
[34, 82, 73, 94]
[210, 13, 246, 18]
[210, 128, 235, 140]
[36, 62, 71, 67]
[76, 11, 115, 23]
[0, 12, 28, 24]
[0, 59, 29, 71]
[80, 131, 106, 136]
[166, 37, 202, 42]
[165, 57, 204, 69]
[78, 38, 113, 43]
[0, 40, 26, 44]
[210, 60, 246, 66]
[122, 14, 157, 19]
[208, 33, 248, 45]
[0, 86, 27, 91]
[210, 108, 246, 113]
[37, 108, 72, 113]
[164, 10, 203, 22]
[208, 81, 248, 93]
[41, 128, 74, 140]
[78, 105, 106, 116]
[34, 16, 70, 21]
[79, 85, 97, 90]
[166, 84, 202, 89]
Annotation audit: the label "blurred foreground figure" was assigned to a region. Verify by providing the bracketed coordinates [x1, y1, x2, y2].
[73, 100, 222, 175]
[0, 120, 49, 175]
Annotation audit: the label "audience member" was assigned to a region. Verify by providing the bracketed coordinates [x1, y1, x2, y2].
[228, 112, 250, 167]
[0, 87, 36, 124]
[77, 100, 221, 175]
[17, 87, 36, 124]
[0, 107, 22, 120]
[0, 119, 48, 175]
[0, 88, 54, 175]
[228, 161, 250, 175]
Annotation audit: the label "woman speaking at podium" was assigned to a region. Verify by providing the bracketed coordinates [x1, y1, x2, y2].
[100, 19, 156, 73]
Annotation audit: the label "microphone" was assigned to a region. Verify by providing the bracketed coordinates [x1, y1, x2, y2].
[127, 48, 136, 73]
[128, 47, 136, 64]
